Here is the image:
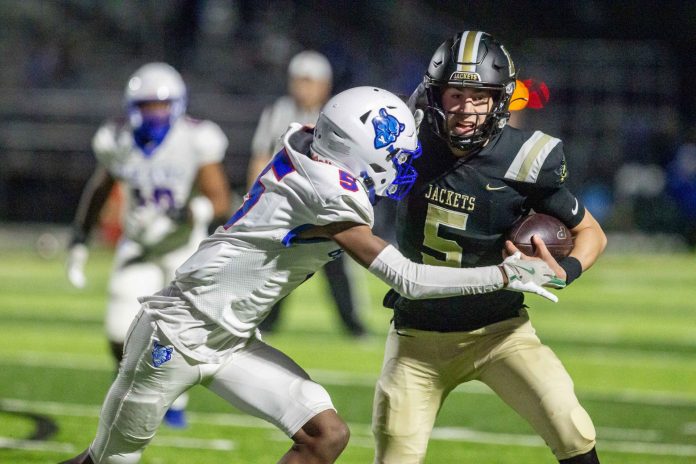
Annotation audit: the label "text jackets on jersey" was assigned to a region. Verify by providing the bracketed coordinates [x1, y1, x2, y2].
[391, 125, 585, 332]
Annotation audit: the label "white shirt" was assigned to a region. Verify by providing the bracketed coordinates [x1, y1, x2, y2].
[250, 96, 321, 157]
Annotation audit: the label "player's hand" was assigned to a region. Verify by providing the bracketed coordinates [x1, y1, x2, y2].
[504, 235, 566, 281]
[188, 196, 214, 227]
[66, 243, 89, 289]
[499, 251, 566, 303]
[126, 205, 177, 246]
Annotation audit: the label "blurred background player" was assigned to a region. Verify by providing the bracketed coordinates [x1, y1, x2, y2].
[65, 62, 231, 428]
[372, 31, 607, 463]
[246, 50, 368, 337]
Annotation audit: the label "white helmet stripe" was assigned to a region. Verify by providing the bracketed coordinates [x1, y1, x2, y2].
[456, 31, 485, 72]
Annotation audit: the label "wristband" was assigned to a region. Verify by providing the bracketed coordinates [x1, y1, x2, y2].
[69, 227, 88, 247]
[558, 256, 582, 285]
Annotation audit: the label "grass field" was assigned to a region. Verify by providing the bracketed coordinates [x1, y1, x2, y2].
[0, 244, 695, 463]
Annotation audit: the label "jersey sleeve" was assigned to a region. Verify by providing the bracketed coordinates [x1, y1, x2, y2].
[315, 193, 374, 228]
[193, 120, 228, 165]
[517, 133, 585, 228]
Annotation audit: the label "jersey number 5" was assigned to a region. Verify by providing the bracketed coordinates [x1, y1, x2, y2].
[421, 203, 469, 267]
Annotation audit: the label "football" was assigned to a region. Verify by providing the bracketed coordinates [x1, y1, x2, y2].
[506, 213, 573, 259]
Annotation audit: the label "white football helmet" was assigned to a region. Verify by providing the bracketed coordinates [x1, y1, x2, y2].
[312, 86, 421, 201]
[124, 62, 187, 128]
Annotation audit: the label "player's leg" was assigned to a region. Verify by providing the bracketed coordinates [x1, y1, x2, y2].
[106, 243, 164, 365]
[206, 338, 349, 463]
[258, 299, 284, 332]
[65, 311, 199, 463]
[559, 447, 600, 463]
[372, 324, 452, 464]
[323, 256, 367, 337]
[58, 448, 92, 464]
[477, 317, 598, 462]
[156, 242, 208, 428]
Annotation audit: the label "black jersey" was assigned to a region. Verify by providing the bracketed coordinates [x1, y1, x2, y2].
[389, 124, 585, 332]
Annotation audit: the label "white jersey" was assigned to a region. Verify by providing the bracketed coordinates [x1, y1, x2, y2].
[141, 124, 374, 363]
[250, 96, 320, 157]
[92, 116, 228, 250]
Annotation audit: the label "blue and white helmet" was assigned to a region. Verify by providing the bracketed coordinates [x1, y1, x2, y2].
[124, 62, 187, 128]
[312, 86, 421, 201]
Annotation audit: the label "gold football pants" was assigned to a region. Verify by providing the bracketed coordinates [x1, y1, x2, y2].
[372, 313, 596, 463]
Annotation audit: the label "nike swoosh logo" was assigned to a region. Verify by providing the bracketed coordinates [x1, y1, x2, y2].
[485, 184, 507, 191]
[571, 198, 579, 215]
[517, 265, 535, 275]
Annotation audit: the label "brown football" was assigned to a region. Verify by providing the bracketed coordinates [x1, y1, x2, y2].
[506, 213, 573, 259]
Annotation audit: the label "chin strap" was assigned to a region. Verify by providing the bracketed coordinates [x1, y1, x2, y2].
[359, 172, 378, 205]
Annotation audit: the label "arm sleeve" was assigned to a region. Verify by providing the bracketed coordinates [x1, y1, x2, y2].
[368, 244, 504, 300]
[526, 143, 585, 228]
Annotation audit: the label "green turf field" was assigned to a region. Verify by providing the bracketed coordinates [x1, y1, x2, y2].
[0, 245, 695, 463]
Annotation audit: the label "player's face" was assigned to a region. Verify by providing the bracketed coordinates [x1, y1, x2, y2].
[441, 87, 494, 137]
[290, 77, 332, 110]
[137, 101, 172, 120]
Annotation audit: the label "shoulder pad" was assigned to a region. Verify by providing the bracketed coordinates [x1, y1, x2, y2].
[190, 119, 229, 164]
[503, 130, 562, 184]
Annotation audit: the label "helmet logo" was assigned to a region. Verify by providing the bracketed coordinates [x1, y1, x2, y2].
[450, 71, 480, 82]
[372, 108, 405, 149]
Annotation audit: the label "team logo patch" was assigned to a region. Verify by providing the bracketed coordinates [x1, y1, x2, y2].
[152, 341, 173, 367]
[372, 108, 405, 149]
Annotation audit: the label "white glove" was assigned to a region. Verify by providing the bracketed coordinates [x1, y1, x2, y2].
[66, 243, 89, 289]
[125, 205, 177, 246]
[188, 196, 214, 227]
[500, 252, 566, 303]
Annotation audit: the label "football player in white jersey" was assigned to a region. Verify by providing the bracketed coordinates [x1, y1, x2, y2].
[65, 62, 231, 428]
[248, 50, 369, 337]
[60, 86, 564, 464]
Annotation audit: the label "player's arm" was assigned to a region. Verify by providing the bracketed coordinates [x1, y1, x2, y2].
[66, 166, 115, 288]
[315, 222, 563, 301]
[246, 153, 272, 190]
[563, 208, 606, 280]
[194, 162, 231, 230]
[70, 166, 115, 247]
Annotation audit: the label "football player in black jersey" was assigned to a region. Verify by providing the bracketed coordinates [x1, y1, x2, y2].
[372, 31, 607, 464]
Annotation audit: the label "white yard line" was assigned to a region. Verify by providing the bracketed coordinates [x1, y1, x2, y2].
[0, 437, 74, 453]
[1, 398, 695, 457]
[3, 351, 696, 407]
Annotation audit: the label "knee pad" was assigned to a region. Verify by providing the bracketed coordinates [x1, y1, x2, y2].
[552, 405, 597, 459]
[90, 395, 163, 464]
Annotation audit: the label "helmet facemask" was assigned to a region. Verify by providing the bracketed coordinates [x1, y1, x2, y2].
[361, 143, 422, 202]
[426, 82, 512, 151]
